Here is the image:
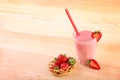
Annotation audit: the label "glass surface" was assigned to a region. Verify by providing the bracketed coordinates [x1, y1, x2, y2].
[73, 30, 97, 65]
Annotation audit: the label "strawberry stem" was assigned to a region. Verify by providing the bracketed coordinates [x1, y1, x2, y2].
[54, 57, 57, 60]
[86, 59, 90, 66]
[54, 66, 59, 70]
[53, 57, 57, 62]
[63, 54, 66, 56]
[94, 30, 101, 33]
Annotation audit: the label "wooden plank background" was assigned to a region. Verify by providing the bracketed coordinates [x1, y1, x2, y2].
[0, 0, 120, 56]
[0, 1, 120, 80]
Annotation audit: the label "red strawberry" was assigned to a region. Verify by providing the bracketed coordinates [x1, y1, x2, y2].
[87, 59, 100, 70]
[60, 63, 69, 70]
[57, 54, 68, 64]
[91, 30, 102, 42]
[62, 57, 68, 63]
[50, 63, 59, 70]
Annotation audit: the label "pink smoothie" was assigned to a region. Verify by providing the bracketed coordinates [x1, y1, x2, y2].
[74, 30, 97, 65]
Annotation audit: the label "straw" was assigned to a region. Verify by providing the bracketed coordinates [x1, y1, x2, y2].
[65, 8, 79, 36]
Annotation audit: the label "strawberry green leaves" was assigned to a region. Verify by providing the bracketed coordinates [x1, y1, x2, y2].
[68, 57, 76, 66]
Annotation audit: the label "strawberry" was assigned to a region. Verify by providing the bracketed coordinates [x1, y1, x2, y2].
[57, 54, 68, 64]
[91, 30, 102, 42]
[86, 59, 100, 70]
[50, 63, 59, 70]
[60, 63, 69, 70]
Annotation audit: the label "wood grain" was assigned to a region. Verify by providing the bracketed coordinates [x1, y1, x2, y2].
[0, 0, 120, 80]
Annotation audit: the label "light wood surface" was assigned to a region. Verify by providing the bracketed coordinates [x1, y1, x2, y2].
[0, 0, 120, 80]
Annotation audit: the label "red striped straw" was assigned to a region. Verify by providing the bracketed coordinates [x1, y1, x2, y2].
[65, 8, 79, 36]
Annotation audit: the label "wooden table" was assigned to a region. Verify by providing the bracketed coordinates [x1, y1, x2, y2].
[0, 0, 120, 80]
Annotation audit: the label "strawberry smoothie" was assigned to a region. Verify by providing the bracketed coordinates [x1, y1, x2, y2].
[74, 30, 97, 65]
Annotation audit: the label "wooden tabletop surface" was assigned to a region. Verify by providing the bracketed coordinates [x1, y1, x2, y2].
[0, 0, 120, 80]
